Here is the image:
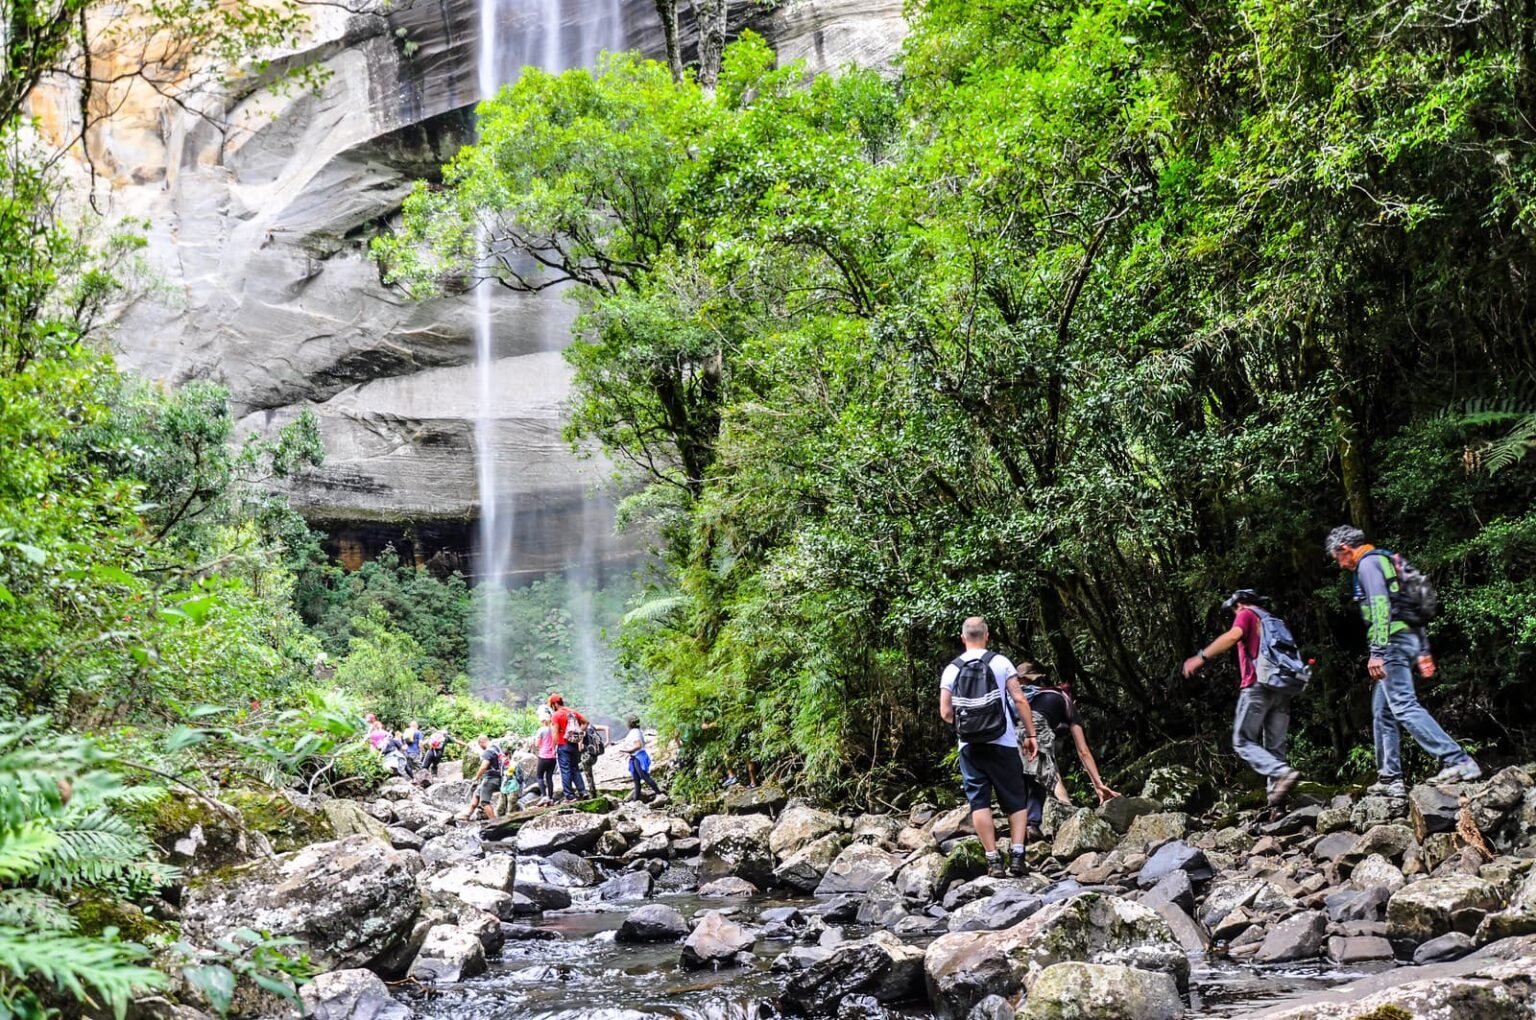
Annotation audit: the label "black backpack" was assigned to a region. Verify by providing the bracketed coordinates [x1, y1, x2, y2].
[950, 651, 1008, 743]
[1363, 550, 1441, 627]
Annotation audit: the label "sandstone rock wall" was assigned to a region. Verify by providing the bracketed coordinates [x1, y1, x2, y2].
[30, 0, 905, 568]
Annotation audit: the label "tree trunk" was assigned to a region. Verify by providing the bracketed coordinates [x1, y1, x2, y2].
[696, 0, 727, 94]
[653, 0, 683, 83]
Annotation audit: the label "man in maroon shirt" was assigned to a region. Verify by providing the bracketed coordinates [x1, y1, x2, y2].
[548, 693, 590, 801]
[1182, 590, 1301, 806]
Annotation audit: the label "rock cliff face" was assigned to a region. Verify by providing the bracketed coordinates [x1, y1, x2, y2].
[30, 0, 905, 570]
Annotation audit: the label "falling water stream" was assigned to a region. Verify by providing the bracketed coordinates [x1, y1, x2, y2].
[473, 0, 625, 698]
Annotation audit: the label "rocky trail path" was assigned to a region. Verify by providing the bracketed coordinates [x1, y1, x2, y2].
[149, 753, 1536, 1019]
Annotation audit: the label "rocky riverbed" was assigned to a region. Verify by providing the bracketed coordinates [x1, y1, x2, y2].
[146, 756, 1536, 1019]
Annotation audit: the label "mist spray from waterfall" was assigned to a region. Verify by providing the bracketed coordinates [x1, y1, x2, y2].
[472, 0, 625, 705]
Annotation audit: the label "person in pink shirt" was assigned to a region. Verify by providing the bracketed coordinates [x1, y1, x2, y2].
[530, 706, 558, 802]
[1183, 589, 1301, 806]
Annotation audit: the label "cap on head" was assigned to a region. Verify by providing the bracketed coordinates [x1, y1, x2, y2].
[1325, 525, 1367, 556]
[547, 693, 564, 708]
[1222, 588, 1265, 611]
[1017, 661, 1049, 683]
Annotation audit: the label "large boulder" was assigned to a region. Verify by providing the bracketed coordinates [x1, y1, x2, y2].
[1139, 766, 1200, 810]
[699, 813, 776, 886]
[299, 968, 410, 1020]
[1251, 957, 1536, 1019]
[1411, 785, 1462, 839]
[815, 844, 902, 896]
[388, 799, 451, 834]
[771, 804, 844, 859]
[1350, 853, 1406, 894]
[1136, 841, 1212, 888]
[408, 924, 486, 983]
[930, 805, 976, 845]
[1097, 797, 1162, 835]
[514, 811, 610, 854]
[1052, 809, 1119, 862]
[1478, 867, 1536, 941]
[617, 904, 690, 943]
[1018, 962, 1184, 1020]
[680, 911, 755, 969]
[945, 886, 1043, 933]
[894, 850, 947, 904]
[1120, 813, 1189, 855]
[1387, 874, 1503, 945]
[779, 930, 925, 1016]
[774, 832, 851, 893]
[923, 894, 1187, 1020]
[419, 828, 484, 868]
[318, 800, 392, 845]
[1253, 910, 1328, 963]
[1468, 767, 1533, 839]
[180, 835, 420, 973]
[723, 784, 788, 816]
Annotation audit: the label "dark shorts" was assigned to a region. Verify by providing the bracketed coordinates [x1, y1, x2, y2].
[478, 775, 501, 801]
[959, 742, 1030, 815]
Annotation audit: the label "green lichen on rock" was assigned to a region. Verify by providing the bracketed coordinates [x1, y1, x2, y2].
[938, 837, 987, 891]
[71, 894, 175, 945]
[1352, 1007, 1413, 1020]
[575, 795, 615, 814]
[223, 788, 333, 852]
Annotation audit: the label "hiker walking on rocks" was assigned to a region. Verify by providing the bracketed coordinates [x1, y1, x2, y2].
[578, 717, 611, 796]
[1019, 666, 1120, 841]
[1326, 526, 1481, 795]
[1183, 589, 1307, 806]
[530, 706, 559, 803]
[618, 715, 665, 802]
[548, 694, 591, 801]
[461, 733, 504, 821]
[939, 616, 1040, 878]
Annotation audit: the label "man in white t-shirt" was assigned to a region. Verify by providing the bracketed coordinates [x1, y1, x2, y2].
[940, 616, 1040, 877]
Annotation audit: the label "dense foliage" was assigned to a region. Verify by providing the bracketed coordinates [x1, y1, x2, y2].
[388, 3, 1536, 803]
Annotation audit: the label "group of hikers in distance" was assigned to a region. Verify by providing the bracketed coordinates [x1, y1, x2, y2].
[943, 524, 1483, 879]
[364, 693, 667, 823]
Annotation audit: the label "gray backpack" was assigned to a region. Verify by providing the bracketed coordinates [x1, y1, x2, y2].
[1251, 608, 1311, 691]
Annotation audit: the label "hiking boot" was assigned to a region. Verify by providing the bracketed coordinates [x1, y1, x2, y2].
[986, 853, 1007, 879]
[1008, 848, 1028, 877]
[1026, 825, 1045, 844]
[1432, 759, 1482, 784]
[1366, 778, 1408, 798]
[1267, 768, 1301, 805]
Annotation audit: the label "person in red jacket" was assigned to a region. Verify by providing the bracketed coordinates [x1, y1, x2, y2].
[548, 693, 590, 801]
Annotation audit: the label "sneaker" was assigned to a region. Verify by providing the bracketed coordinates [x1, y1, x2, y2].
[1267, 768, 1301, 805]
[1432, 759, 1482, 784]
[1008, 848, 1028, 877]
[1026, 825, 1045, 844]
[986, 853, 1007, 879]
[1366, 779, 1408, 798]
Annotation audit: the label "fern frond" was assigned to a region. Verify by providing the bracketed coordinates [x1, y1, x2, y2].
[622, 594, 690, 626]
[0, 890, 74, 933]
[0, 925, 165, 1016]
[0, 823, 60, 882]
[39, 808, 168, 890]
[1483, 412, 1536, 475]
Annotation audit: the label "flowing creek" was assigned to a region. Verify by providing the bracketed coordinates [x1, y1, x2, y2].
[403, 889, 1378, 1019]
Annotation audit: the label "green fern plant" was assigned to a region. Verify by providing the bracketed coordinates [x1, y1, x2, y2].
[0, 716, 172, 1018]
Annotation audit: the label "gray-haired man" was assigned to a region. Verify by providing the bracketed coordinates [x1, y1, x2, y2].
[1326, 525, 1480, 796]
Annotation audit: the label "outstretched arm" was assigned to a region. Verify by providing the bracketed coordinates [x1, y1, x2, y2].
[1183, 625, 1244, 677]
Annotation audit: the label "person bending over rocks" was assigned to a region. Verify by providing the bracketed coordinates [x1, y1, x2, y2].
[461, 734, 504, 822]
[939, 616, 1039, 878]
[1183, 589, 1307, 807]
[1019, 665, 1120, 842]
[420, 729, 458, 776]
[1327, 526, 1481, 795]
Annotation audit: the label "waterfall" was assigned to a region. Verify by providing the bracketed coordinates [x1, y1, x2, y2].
[472, 0, 625, 700]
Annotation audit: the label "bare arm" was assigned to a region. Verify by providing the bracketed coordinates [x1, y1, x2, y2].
[1183, 625, 1244, 677]
[1070, 723, 1119, 800]
[939, 688, 955, 724]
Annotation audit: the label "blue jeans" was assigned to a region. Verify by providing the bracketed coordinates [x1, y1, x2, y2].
[557, 744, 587, 800]
[1373, 630, 1470, 779]
[1232, 684, 1293, 784]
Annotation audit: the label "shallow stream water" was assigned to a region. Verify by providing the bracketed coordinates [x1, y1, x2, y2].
[402, 890, 1382, 1020]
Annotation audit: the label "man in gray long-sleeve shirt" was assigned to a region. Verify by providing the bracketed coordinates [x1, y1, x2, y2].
[1326, 526, 1480, 796]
